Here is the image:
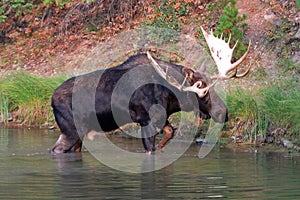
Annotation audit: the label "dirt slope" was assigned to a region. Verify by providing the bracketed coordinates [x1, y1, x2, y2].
[0, 0, 299, 76]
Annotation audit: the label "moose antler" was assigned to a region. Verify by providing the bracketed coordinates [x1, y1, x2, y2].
[200, 27, 251, 79]
[147, 51, 216, 98]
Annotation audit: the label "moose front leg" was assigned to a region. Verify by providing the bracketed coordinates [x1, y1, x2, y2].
[141, 124, 157, 154]
[156, 124, 174, 151]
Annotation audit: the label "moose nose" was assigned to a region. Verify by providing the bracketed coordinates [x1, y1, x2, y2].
[212, 109, 228, 123]
[224, 112, 229, 122]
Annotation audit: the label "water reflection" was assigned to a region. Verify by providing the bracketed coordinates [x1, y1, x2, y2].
[1, 128, 300, 199]
[52, 152, 168, 199]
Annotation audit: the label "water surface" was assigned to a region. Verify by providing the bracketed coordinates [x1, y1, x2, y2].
[0, 128, 300, 199]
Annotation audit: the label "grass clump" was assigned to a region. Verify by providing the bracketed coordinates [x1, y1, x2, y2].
[226, 81, 300, 143]
[0, 71, 67, 125]
[227, 88, 258, 122]
[259, 82, 300, 136]
[0, 93, 9, 123]
[226, 87, 263, 142]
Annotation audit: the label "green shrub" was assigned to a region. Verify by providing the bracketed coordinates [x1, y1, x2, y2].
[145, 0, 188, 31]
[0, 0, 34, 22]
[0, 0, 76, 22]
[144, 0, 189, 43]
[214, 0, 248, 58]
[43, 0, 74, 8]
[204, 0, 248, 59]
[0, 6, 7, 22]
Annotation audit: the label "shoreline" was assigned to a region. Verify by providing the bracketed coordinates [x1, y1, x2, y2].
[1, 121, 298, 155]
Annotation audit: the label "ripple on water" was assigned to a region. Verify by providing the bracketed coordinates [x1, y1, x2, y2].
[1, 128, 300, 199]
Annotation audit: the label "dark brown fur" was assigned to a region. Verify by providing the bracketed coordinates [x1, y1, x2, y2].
[51, 54, 228, 153]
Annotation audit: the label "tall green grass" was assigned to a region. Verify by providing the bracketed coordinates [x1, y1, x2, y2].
[0, 70, 298, 141]
[226, 87, 263, 142]
[226, 81, 300, 141]
[259, 82, 300, 135]
[0, 71, 68, 125]
[0, 93, 9, 124]
[227, 88, 258, 122]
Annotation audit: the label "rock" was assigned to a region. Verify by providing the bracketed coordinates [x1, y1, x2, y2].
[230, 135, 244, 143]
[265, 136, 274, 143]
[292, 51, 300, 63]
[195, 138, 206, 144]
[0, 113, 13, 123]
[7, 113, 13, 122]
[274, 18, 284, 26]
[294, 146, 300, 152]
[264, 13, 276, 22]
[48, 125, 56, 130]
[294, 28, 300, 39]
[256, 135, 265, 144]
[281, 138, 294, 149]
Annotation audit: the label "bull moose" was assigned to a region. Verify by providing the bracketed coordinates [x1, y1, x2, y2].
[50, 27, 250, 154]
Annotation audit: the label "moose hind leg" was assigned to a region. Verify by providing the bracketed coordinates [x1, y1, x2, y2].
[51, 109, 83, 153]
[51, 134, 82, 153]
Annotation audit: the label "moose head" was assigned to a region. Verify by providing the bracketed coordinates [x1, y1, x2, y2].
[147, 26, 251, 99]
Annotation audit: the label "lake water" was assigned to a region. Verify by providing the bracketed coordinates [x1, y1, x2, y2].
[0, 127, 300, 199]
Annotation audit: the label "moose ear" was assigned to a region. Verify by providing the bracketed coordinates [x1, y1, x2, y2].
[182, 68, 194, 82]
